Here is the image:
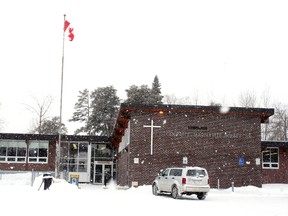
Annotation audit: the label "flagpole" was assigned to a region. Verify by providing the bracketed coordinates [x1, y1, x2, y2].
[56, 14, 66, 179]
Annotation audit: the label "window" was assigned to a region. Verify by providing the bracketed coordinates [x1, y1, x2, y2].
[92, 144, 112, 158]
[78, 143, 88, 172]
[162, 169, 170, 177]
[262, 147, 279, 169]
[0, 145, 6, 161]
[59, 142, 88, 172]
[0, 140, 27, 163]
[170, 169, 182, 176]
[28, 141, 48, 163]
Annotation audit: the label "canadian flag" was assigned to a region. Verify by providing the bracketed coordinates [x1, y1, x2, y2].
[64, 19, 74, 41]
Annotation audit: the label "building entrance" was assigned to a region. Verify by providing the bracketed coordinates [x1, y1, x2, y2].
[93, 161, 113, 185]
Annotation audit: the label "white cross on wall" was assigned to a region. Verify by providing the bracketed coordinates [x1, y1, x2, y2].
[143, 120, 161, 155]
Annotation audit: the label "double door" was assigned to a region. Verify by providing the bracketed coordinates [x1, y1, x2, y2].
[93, 161, 113, 185]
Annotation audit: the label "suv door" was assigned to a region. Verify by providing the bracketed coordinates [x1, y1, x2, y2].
[157, 168, 170, 192]
[167, 168, 183, 192]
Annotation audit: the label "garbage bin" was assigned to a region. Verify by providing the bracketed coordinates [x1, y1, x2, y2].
[43, 173, 53, 190]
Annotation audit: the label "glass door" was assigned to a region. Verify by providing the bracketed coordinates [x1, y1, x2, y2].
[94, 164, 103, 184]
[93, 161, 113, 185]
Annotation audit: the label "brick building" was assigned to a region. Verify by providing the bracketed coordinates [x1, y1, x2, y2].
[0, 133, 57, 172]
[112, 103, 274, 188]
[3, 103, 287, 188]
[0, 133, 113, 184]
[261, 141, 288, 184]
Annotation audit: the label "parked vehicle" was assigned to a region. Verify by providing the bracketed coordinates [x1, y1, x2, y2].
[152, 166, 210, 199]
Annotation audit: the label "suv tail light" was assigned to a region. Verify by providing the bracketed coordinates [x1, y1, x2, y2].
[182, 177, 186, 185]
[208, 178, 210, 185]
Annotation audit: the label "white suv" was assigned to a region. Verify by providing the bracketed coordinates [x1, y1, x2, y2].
[152, 166, 210, 199]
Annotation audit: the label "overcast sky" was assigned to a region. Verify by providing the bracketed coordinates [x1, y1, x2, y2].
[1, 0, 288, 134]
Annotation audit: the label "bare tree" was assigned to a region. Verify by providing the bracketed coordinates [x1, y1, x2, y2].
[268, 102, 288, 141]
[260, 86, 271, 108]
[238, 90, 257, 107]
[163, 94, 191, 105]
[163, 94, 178, 104]
[192, 90, 200, 105]
[260, 87, 272, 140]
[25, 96, 53, 134]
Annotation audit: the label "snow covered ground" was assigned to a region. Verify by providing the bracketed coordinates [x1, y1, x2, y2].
[0, 172, 287, 216]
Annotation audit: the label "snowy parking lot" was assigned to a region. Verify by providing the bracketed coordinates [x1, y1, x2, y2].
[0, 173, 287, 216]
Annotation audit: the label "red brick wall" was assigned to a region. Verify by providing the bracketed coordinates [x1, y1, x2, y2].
[116, 150, 129, 186]
[262, 147, 288, 184]
[0, 141, 56, 172]
[117, 111, 263, 188]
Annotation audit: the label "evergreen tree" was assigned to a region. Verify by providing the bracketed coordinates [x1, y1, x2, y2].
[151, 75, 163, 104]
[125, 85, 152, 104]
[69, 89, 90, 135]
[89, 86, 120, 136]
[125, 75, 163, 104]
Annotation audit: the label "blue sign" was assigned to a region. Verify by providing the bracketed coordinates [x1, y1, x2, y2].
[70, 174, 80, 186]
[239, 157, 245, 166]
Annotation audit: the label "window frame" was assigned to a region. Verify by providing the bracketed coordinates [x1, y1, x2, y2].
[28, 141, 49, 163]
[0, 140, 27, 163]
[262, 147, 279, 169]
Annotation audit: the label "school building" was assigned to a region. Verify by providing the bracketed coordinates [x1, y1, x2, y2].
[112, 103, 286, 188]
[0, 133, 114, 185]
[1, 103, 287, 188]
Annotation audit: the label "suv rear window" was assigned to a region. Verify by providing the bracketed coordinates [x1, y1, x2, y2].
[186, 169, 206, 177]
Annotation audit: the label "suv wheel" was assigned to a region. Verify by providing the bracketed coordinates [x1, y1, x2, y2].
[152, 183, 159, 196]
[171, 185, 179, 199]
[197, 192, 207, 200]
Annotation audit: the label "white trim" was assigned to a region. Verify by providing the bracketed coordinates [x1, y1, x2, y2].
[28, 141, 49, 164]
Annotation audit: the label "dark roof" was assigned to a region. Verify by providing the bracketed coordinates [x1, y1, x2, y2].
[0, 133, 110, 143]
[261, 141, 288, 148]
[118, 103, 274, 123]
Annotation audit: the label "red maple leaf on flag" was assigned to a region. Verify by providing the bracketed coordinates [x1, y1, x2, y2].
[68, 28, 74, 41]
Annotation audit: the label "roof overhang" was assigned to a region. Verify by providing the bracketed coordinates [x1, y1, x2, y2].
[118, 103, 274, 123]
